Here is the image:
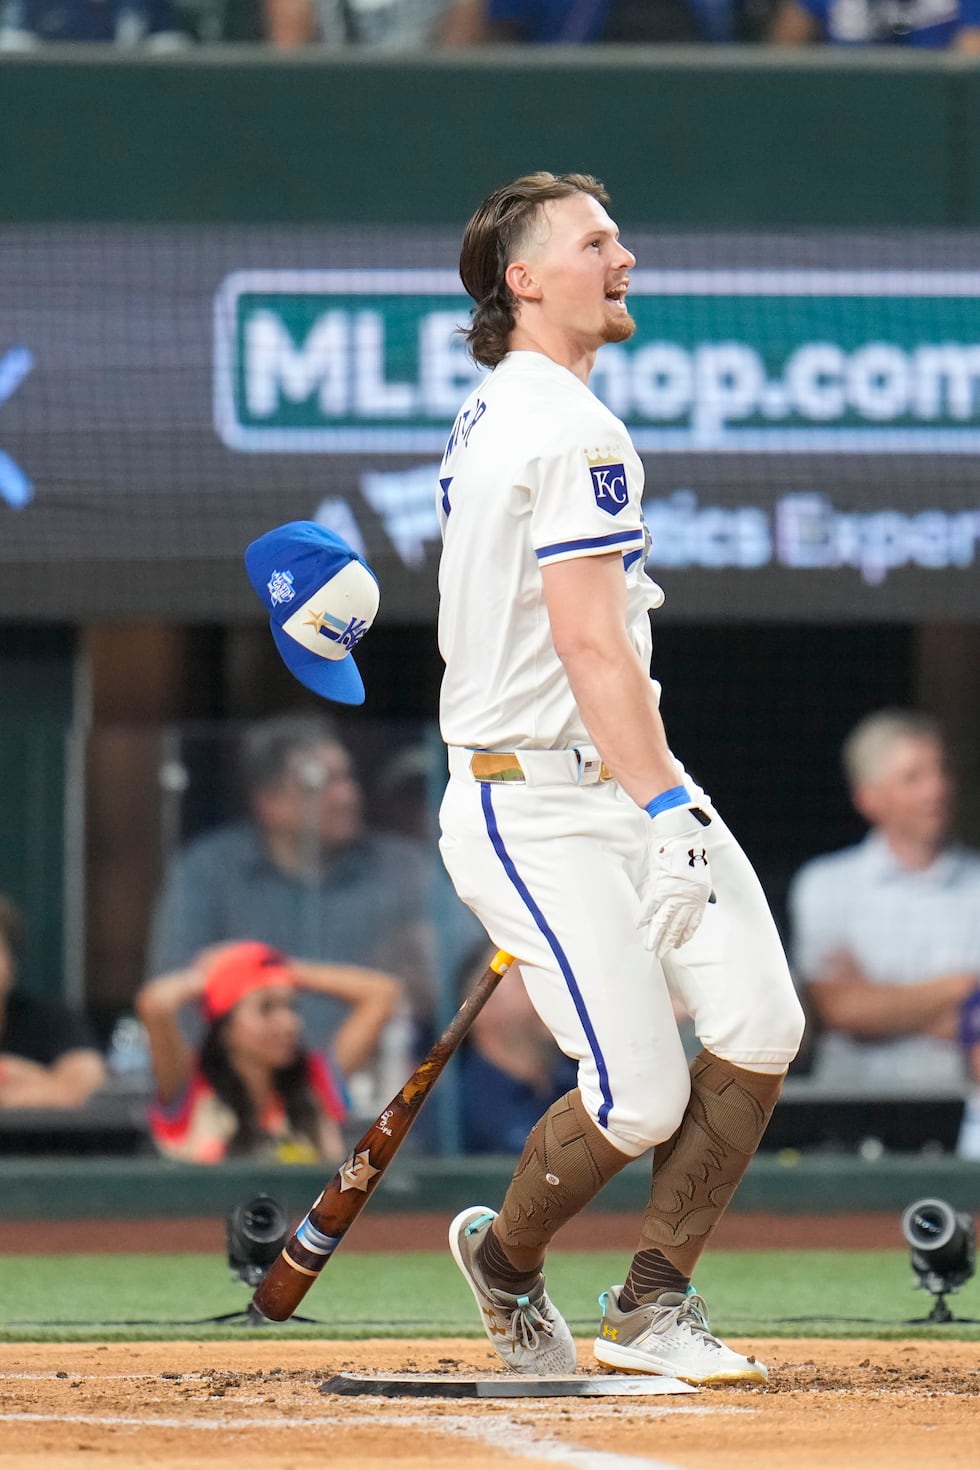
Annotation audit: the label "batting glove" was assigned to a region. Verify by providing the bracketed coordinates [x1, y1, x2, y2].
[639, 800, 713, 959]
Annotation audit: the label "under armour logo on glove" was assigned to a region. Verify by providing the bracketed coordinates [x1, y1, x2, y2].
[639, 806, 714, 958]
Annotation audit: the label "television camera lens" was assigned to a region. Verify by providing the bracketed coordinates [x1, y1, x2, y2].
[901, 1197, 976, 1297]
[226, 1194, 289, 1288]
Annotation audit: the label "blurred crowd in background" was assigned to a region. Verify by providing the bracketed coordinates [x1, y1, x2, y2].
[4, 0, 980, 54]
[3, 704, 980, 1164]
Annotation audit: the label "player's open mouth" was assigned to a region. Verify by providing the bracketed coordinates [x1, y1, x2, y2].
[605, 285, 629, 306]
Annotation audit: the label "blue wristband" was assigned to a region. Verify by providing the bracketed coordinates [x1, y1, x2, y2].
[644, 785, 689, 819]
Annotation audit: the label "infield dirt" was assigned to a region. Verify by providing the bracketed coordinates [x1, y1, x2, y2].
[3, 1336, 979, 1470]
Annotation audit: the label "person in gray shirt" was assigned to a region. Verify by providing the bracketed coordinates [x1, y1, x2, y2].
[787, 708, 980, 1155]
[144, 714, 438, 1060]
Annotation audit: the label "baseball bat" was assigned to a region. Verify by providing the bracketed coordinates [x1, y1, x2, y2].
[250, 947, 515, 1322]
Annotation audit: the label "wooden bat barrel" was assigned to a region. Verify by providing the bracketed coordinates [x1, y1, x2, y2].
[251, 949, 514, 1322]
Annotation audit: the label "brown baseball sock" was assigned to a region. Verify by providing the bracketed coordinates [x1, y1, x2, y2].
[476, 1223, 543, 1296]
[618, 1248, 690, 1308]
[476, 1089, 633, 1287]
[619, 1050, 785, 1309]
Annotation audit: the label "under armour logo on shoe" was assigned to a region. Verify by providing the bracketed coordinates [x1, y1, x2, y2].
[687, 848, 709, 868]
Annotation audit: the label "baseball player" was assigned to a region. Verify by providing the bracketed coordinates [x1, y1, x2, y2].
[436, 173, 805, 1385]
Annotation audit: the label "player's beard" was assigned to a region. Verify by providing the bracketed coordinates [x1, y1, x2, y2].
[600, 309, 637, 345]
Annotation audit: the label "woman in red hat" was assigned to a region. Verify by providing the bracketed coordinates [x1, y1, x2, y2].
[136, 942, 400, 1164]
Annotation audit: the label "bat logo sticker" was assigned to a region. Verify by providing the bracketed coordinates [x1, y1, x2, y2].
[338, 1148, 380, 1193]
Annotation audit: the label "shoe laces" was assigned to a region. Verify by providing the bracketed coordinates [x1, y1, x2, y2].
[489, 1285, 555, 1349]
[658, 1291, 725, 1351]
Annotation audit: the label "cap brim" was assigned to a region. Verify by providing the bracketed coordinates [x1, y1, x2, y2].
[269, 622, 366, 705]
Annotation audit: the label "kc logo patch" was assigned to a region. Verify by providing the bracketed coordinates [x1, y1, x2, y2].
[587, 452, 629, 516]
[333, 615, 369, 651]
[304, 609, 369, 649]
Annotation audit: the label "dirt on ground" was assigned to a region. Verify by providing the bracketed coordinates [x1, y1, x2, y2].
[3, 1335, 979, 1470]
[2, 1214, 975, 1467]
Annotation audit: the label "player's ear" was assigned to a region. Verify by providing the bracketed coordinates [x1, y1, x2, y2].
[505, 259, 543, 303]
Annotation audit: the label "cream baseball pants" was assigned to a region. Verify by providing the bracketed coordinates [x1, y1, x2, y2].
[439, 748, 805, 1157]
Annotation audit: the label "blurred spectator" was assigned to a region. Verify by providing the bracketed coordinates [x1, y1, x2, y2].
[145, 714, 438, 1053]
[373, 742, 501, 1003]
[787, 709, 980, 1156]
[137, 941, 396, 1161]
[0, 0, 186, 47]
[769, 0, 980, 48]
[264, 0, 466, 48]
[456, 947, 576, 1153]
[443, 0, 746, 44]
[0, 894, 107, 1109]
[375, 743, 435, 842]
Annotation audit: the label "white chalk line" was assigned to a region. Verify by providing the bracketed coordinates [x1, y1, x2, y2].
[0, 1407, 745, 1470]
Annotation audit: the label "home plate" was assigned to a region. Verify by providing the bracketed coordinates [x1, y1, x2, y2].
[320, 1373, 697, 1399]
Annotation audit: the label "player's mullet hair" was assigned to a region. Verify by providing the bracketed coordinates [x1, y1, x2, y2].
[459, 171, 610, 369]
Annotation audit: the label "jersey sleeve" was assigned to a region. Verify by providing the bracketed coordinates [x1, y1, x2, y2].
[526, 436, 645, 570]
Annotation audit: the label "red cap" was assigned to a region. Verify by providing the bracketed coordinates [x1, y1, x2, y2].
[202, 942, 295, 1024]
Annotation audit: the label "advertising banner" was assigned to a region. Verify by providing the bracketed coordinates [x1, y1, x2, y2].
[3, 229, 980, 620]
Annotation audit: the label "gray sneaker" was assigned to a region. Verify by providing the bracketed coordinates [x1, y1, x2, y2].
[593, 1287, 768, 1385]
[449, 1206, 577, 1375]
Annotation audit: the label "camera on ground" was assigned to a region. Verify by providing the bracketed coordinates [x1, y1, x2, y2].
[901, 1197, 975, 1306]
[226, 1193, 289, 1288]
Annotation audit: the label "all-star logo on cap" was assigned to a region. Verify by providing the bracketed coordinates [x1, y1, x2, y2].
[266, 569, 296, 607]
[244, 521, 380, 705]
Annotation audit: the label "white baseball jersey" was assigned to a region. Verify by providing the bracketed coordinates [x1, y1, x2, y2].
[437, 351, 665, 751]
[436, 349, 803, 1153]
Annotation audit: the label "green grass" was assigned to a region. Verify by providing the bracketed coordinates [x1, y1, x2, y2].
[3, 1248, 980, 1343]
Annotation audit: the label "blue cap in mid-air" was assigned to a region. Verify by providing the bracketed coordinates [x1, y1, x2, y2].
[244, 521, 380, 705]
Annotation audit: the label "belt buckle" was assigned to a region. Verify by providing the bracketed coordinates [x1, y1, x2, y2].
[470, 752, 525, 784]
